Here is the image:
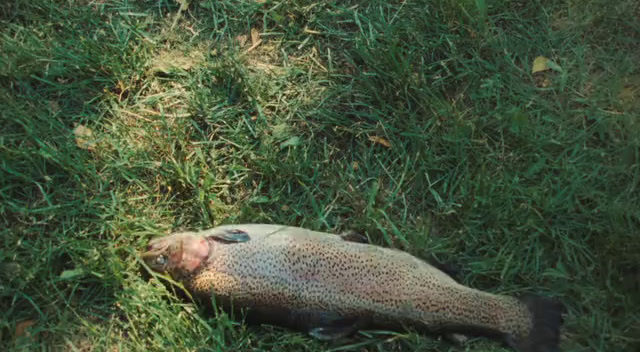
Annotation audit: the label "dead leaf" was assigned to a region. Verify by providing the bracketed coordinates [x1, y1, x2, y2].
[15, 320, 36, 339]
[250, 28, 260, 46]
[280, 136, 301, 149]
[303, 27, 322, 35]
[532, 56, 550, 73]
[541, 77, 551, 88]
[532, 56, 562, 74]
[281, 205, 289, 211]
[619, 86, 637, 103]
[236, 34, 248, 47]
[368, 136, 391, 148]
[246, 28, 262, 53]
[551, 15, 570, 31]
[351, 161, 359, 170]
[73, 124, 97, 150]
[176, 0, 189, 11]
[0, 262, 22, 281]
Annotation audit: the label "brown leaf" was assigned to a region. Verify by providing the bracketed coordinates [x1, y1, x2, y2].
[236, 34, 248, 47]
[540, 77, 551, 88]
[15, 320, 36, 339]
[245, 28, 262, 53]
[176, 0, 189, 11]
[368, 136, 391, 148]
[619, 86, 637, 103]
[250, 28, 260, 46]
[0, 262, 22, 280]
[303, 27, 322, 35]
[73, 124, 97, 150]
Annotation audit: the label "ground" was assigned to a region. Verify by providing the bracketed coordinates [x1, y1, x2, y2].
[1, 0, 639, 351]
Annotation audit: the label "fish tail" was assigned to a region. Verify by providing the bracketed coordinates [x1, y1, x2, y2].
[507, 295, 565, 352]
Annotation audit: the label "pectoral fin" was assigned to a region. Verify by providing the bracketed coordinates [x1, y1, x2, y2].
[205, 229, 251, 243]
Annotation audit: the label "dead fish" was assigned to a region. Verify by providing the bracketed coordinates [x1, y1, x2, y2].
[141, 223, 564, 352]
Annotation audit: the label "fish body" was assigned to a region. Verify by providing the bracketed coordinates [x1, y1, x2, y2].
[142, 224, 564, 352]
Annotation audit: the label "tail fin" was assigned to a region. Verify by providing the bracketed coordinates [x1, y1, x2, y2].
[508, 295, 565, 352]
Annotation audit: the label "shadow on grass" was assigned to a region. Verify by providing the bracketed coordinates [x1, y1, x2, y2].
[2, 0, 639, 351]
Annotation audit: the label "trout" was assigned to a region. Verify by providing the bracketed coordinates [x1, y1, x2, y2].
[141, 224, 564, 352]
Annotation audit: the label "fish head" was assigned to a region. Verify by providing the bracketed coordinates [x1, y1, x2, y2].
[141, 232, 210, 278]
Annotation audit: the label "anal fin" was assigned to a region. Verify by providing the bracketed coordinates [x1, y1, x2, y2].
[444, 332, 469, 346]
[309, 325, 358, 341]
[307, 315, 369, 341]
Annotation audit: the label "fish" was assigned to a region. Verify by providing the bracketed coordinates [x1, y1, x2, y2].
[141, 223, 564, 352]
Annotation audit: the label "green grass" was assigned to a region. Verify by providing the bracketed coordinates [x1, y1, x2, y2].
[1, 0, 639, 350]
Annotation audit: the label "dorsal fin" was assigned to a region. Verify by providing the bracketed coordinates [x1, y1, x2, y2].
[205, 228, 251, 243]
[423, 253, 462, 280]
[339, 230, 369, 243]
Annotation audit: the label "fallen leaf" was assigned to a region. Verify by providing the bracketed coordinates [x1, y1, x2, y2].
[368, 136, 391, 148]
[236, 34, 248, 47]
[551, 15, 570, 31]
[250, 28, 260, 46]
[303, 27, 322, 35]
[619, 87, 633, 99]
[619, 86, 637, 104]
[15, 320, 36, 339]
[59, 268, 86, 280]
[0, 262, 22, 281]
[73, 124, 97, 150]
[532, 56, 562, 74]
[536, 76, 551, 88]
[176, 0, 189, 11]
[246, 28, 263, 53]
[280, 136, 301, 148]
[532, 56, 550, 73]
[252, 195, 270, 203]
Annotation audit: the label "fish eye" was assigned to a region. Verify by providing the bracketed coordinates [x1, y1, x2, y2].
[154, 255, 168, 266]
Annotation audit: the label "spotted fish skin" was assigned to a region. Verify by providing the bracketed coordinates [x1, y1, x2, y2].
[142, 224, 564, 352]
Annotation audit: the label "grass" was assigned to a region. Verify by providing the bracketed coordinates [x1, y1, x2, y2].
[1, 0, 639, 350]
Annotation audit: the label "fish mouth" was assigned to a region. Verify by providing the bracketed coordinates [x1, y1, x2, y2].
[140, 234, 210, 274]
[140, 238, 172, 265]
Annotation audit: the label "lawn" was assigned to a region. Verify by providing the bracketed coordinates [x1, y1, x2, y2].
[1, 0, 639, 351]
